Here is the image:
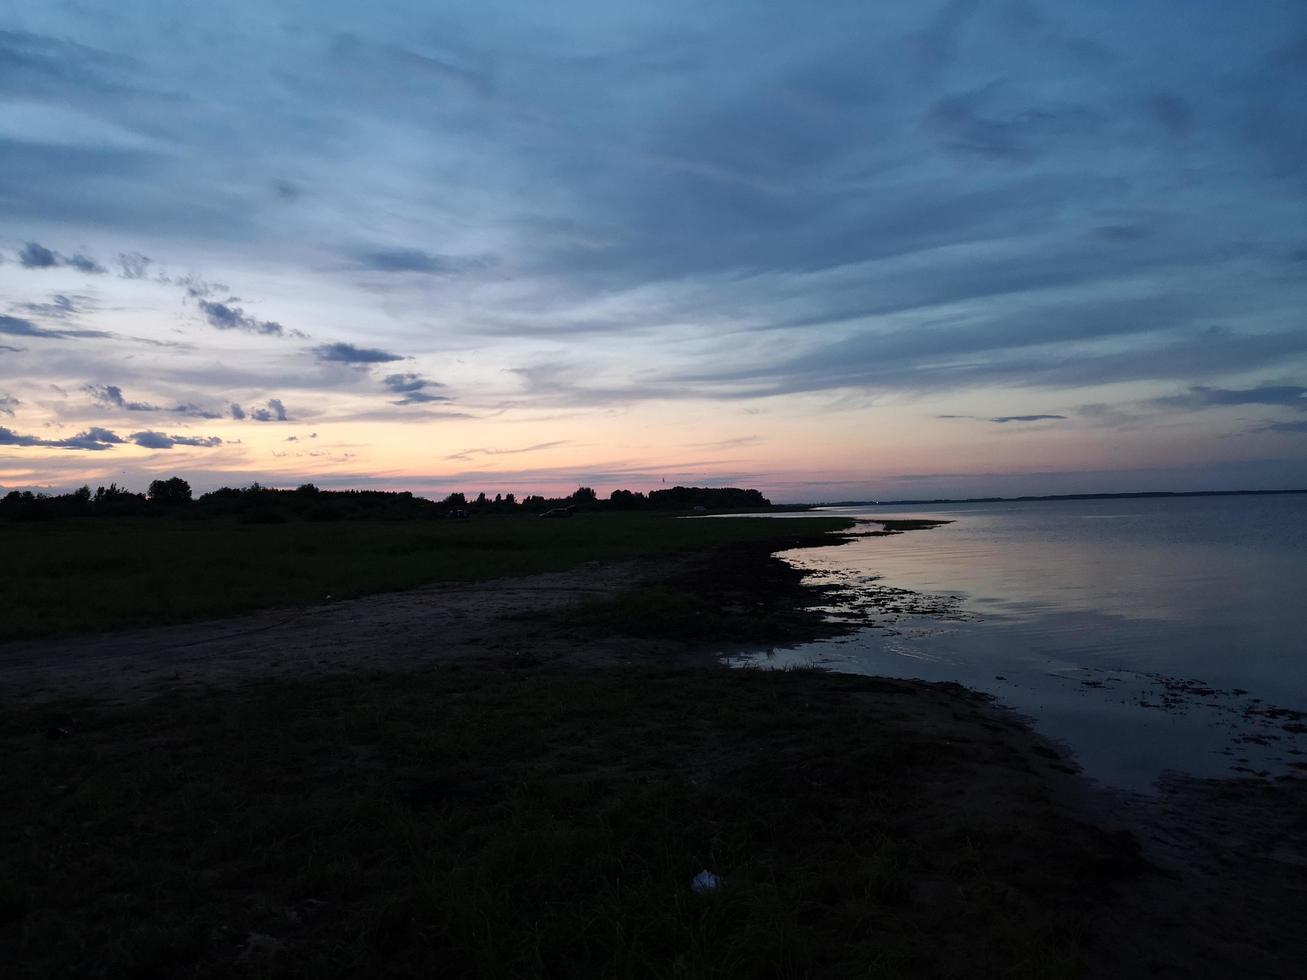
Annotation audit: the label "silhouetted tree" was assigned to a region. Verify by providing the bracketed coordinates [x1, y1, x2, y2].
[148, 477, 192, 506]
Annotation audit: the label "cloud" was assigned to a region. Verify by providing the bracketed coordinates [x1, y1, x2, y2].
[0, 427, 47, 448]
[17, 242, 106, 274]
[197, 300, 286, 336]
[86, 383, 155, 411]
[445, 440, 571, 462]
[229, 402, 246, 420]
[381, 372, 448, 404]
[314, 342, 405, 364]
[1152, 385, 1307, 411]
[17, 243, 57, 268]
[0, 313, 111, 341]
[129, 431, 223, 449]
[353, 247, 446, 273]
[939, 413, 1067, 424]
[1254, 420, 1307, 434]
[85, 383, 221, 418]
[17, 294, 80, 319]
[249, 398, 289, 422]
[0, 425, 123, 451]
[3, 5, 1307, 497]
[0, 394, 19, 417]
[989, 414, 1067, 423]
[380, 372, 434, 393]
[117, 252, 152, 279]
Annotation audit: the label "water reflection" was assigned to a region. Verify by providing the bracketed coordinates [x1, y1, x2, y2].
[731, 495, 1307, 791]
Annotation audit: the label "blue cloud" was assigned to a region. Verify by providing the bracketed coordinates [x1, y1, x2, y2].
[129, 430, 223, 449]
[17, 242, 106, 274]
[314, 343, 405, 364]
[197, 300, 286, 336]
[0, 425, 123, 451]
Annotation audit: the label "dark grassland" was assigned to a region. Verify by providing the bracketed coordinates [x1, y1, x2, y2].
[1, 665, 1132, 979]
[0, 514, 850, 641]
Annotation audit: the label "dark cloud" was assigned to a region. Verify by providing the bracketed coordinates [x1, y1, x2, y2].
[1254, 420, 1307, 434]
[990, 414, 1067, 423]
[18, 242, 106, 274]
[62, 427, 124, 450]
[86, 383, 155, 412]
[197, 300, 285, 336]
[66, 253, 106, 274]
[0, 427, 45, 448]
[85, 383, 221, 418]
[0, 425, 122, 451]
[381, 372, 448, 404]
[0, 313, 112, 341]
[314, 342, 405, 364]
[391, 391, 449, 404]
[939, 413, 1067, 424]
[18, 242, 57, 268]
[229, 402, 246, 420]
[381, 373, 432, 393]
[354, 248, 445, 273]
[117, 252, 152, 279]
[17, 294, 79, 319]
[0, 394, 18, 417]
[1153, 385, 1307, 411]
[249, 398, 289, 422]
[129, 431, 223, 449]
[179, 276, 228, 299]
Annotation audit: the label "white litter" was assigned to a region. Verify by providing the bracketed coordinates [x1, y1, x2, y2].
[690, 870, 720, 894]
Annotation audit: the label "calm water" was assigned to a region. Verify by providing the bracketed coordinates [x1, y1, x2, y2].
[731, 495, 1307, 791]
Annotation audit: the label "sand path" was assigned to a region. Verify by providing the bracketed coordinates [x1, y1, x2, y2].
[0, 555, 696, 704]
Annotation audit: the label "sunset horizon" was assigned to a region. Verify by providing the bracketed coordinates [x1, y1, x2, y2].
[3, 2, 1305, 501]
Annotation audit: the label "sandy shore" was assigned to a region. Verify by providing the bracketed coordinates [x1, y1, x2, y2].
[3, 533, 1303, 977]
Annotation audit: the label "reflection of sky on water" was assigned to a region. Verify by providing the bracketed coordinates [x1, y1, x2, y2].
[730, 495, 1307, 791]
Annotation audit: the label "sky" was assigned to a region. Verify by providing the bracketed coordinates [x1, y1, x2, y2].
[1, 0, 1305, 502]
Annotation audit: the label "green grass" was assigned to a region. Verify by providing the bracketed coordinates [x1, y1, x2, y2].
[1, 665, 1130, 978]
[0, 514, 850, 641]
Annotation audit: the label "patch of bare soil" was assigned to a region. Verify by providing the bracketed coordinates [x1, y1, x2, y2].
[0, 554, 708, 704]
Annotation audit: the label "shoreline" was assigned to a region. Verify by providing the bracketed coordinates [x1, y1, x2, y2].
[767, 522, 1307, 978]
[3, 523, 1304, 976]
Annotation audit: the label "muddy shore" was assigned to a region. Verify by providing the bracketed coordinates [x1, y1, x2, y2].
[3, 525, 1304, 977]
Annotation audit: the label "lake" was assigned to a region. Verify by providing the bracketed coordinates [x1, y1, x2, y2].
[730, 494, 1307, 791]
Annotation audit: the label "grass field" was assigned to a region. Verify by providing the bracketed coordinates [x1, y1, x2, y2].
[0, 514, 851, 641]
[1, 664, 1133, 979]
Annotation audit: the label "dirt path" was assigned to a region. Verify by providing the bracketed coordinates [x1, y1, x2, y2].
[0, 554, 703, 704]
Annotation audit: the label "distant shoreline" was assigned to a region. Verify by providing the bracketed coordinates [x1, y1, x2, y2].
[809, 487, 1307, 508]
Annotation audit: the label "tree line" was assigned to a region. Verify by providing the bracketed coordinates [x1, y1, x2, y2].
[0, 479, 771, 522]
